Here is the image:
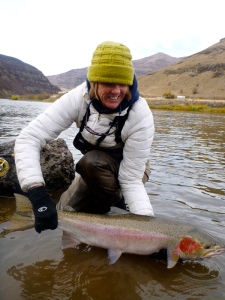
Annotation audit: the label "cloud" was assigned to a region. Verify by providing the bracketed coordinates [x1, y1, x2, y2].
[1, 0, 224, 75]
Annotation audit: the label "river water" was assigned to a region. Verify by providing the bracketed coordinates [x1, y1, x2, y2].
[0, 99, 225, 300]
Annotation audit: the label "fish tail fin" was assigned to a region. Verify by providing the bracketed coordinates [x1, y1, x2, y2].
[3, 194, 34, 232]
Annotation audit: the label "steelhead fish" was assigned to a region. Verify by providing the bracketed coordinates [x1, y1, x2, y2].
[3, 194, 225, 268]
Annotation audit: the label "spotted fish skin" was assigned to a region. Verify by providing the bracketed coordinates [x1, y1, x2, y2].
[3, 194, 225, 268]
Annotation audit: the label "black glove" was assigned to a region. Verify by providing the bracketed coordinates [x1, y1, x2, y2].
[28, 186, 58, 234]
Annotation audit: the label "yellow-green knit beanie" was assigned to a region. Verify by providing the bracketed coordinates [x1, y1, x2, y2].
[87, 41, 134, 85]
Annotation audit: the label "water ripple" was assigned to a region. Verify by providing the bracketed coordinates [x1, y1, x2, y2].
[1, 100, 225, 299]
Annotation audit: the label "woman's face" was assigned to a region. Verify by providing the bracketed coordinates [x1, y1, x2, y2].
[97, 82, 128, 109]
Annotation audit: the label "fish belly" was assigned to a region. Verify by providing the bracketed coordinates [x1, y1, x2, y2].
[59, 218, 172, 255]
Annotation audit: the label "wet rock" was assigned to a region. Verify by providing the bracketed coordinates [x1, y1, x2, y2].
[0, 139, 75, 196]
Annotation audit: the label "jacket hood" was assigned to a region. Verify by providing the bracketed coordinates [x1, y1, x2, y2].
[86, 75, 140, 114]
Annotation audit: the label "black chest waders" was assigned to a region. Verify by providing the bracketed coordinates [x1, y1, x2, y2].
[57, 104, 132, 213]
[73, 103, 132, 160]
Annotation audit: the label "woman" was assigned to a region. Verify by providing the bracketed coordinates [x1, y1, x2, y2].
[15, 41, 155, 234]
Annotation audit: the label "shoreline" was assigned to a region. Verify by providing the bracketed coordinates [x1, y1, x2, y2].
[146, 97, 225, 108]
[2, 97, 225, 112]
[146, 98, 225, 112]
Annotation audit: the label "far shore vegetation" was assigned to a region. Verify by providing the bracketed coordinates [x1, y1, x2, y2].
[10, 93, 61, 102]
[9, 94, 225, 113]
[149, 103, 225, 113]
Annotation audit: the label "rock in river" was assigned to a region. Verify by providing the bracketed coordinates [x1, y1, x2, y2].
[0, 139, 75, 196]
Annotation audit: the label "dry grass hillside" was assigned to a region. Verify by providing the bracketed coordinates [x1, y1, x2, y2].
[138, 38, 225, 100]
[0, 54, 60, 98]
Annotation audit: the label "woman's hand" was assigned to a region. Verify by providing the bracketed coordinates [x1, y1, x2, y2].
[28, 186, 58, 233]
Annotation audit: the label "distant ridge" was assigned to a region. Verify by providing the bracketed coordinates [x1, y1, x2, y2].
[132, 52, 185, 76]
[137, 39, 225, 99]
[0, 54, 60, 98]
[47, 53, 184, 90]
[48, 67, 88, 90]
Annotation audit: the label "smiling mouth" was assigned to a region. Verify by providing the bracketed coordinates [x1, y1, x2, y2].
[109, 96, 120, 100]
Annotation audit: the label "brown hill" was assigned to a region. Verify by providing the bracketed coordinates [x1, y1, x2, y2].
[132, 52, 184, 76]
[47, 67, 88, 90]
[47, 53, 184, 90]
[138, 38, 225, 100]
[0, 54, 60, 98]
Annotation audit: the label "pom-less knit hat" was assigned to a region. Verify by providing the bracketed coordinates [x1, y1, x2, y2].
[87, 41, 134, 85]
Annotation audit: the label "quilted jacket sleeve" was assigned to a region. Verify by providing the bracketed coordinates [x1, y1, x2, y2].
[14, 84, 85, 192]
[119, 98, 155, 216]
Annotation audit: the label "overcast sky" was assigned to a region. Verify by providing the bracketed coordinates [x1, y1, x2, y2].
[1, 0, 224, 76]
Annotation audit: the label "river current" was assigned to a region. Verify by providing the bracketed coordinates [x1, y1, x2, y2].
[0, 99, 225, 300]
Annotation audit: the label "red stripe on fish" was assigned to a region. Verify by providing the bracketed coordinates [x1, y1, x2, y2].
[66, 218, 169, 241]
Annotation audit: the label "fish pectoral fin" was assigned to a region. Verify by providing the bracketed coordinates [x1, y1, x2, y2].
[108, 249, 122, 265]
[167, 247, 180, 269]
[61, 231, 81, 249]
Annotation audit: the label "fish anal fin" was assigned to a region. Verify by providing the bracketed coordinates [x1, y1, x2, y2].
[167, 247, 180, 269]
[108, 207, 129, 215]
[61, 231, 81, 249]
[108, 249, 122, 265]
[63, 206, 76, 212]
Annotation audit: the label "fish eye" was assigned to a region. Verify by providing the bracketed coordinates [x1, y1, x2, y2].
[205, 244, 211, 249]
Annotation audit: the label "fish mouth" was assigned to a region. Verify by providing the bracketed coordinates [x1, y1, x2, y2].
[203, 247, 225, 259]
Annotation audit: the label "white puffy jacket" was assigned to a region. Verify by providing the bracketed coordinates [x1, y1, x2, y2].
[15, 82, 155, 215]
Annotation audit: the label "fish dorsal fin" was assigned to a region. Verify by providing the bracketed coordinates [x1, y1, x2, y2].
[63, 206, 76, 212]
[108, 249, 123, 264]
[108, 206, 129, 216]
[167, 247, 179, 269]
[61, 231, 81, 249]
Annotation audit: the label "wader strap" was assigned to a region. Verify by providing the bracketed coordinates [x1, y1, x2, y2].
[80, 106, 91, 133]
[75, 103, 132, 149]
[114, 105, 132, 144]
[96, 115, 121, 147]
